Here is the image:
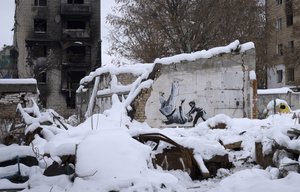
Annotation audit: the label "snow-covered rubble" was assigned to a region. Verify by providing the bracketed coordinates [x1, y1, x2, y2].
[1, 97, 300, 191]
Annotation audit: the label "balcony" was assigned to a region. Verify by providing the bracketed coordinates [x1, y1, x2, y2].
[61, 3, 91, 16]
[62, 55, 91, 67]
[62, 29, 90, 39]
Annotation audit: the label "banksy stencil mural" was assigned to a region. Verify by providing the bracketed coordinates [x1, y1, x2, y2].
[144, 48, 255, 128]
[159, 81, 206, 127]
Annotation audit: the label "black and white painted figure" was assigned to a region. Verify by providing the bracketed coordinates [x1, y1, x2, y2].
[159, 82, 192, 125]
[187, 101, 206, 126]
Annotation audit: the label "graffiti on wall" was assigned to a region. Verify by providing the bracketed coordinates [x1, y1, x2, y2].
[159, 81, 206, 127]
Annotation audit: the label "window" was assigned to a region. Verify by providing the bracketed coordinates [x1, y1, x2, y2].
[32, 45, 47, 58]
[288, 41, 294, 53]
[287, 14, 293, 26]
[67, 46, 86, 55]
[67, 21, 85, 29]
[276, 18, 282, 31]
[67, 0, 84, 4]
[277, 44, 283, 55]
[287, 68, 295, 82]
[276, 0, 282, 5]
[66, 46, 86, 63]
[277, 70, 283, 83]
[66, 71, 86, 108]
[34, 0, 47, 6]
[34, 19, 47, 32]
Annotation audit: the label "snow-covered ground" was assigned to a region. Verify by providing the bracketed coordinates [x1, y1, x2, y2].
[1, 97, 300, 192]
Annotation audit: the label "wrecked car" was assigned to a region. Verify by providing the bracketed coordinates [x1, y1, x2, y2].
[133, 133, 203, 180]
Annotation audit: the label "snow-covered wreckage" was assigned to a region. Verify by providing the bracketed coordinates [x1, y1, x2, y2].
[1, 41, 300, 192]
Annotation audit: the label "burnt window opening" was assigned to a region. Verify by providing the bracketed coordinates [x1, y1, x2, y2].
[67, 21, 86, 29]
[277, 70, 283, 83]
[66, 46, 86, 63]
[67, 46, 86, 55]
[286, 0, 293, 26]
[277, 44, 283, 55]
[32, 45, 47, 58]
[286, 14, 293, 26]
[287, 68, 295, 82]
[65, 71, 86, 108]
[67, 0, 84, 4]
[34, 19, 47, 32]
[37, 72, 47, 83]
[276, 18, 282, 31]
[276, 0, 282, 5]
[34, 0, 47, 6]
[288, 41, 294, 53]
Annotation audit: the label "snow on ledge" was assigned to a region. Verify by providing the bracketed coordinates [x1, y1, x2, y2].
[249, 70, 256, 80]
[258, 87, 295, 95]
[0, 78, 37, 85]
[79, 63, 155, 87]
[154, 40, 254, 65]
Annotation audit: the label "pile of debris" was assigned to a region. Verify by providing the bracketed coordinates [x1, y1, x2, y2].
[1, 101, 300, 191]
[0, 100, 75, 190]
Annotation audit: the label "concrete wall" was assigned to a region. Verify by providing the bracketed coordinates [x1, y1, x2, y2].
[145, 50, 255, 127]
[267, 64, 285, 88]
[257, 92, 300, 118]
[77, 48, 256, 127]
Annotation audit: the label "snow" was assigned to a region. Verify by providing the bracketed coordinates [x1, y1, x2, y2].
[249, 70, 256, 80]
[0, 145, 35, 162]
[209, 169, 300, 192]
[154, 40, 254, 65]
[78, 63, 154, 89]
[258, 87, 295, 95]
[2, 99, 300, 192]
[0, 78, 37, 84]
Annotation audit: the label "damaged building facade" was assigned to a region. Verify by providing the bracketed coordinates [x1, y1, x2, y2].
[77, 41, 257, 127]
[0, 45, 18, 79]
[14, 0, 100, 116]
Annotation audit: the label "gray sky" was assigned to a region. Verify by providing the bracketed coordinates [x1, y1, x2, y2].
[0, 0, 15, 48]
[0, 0, 116, 64]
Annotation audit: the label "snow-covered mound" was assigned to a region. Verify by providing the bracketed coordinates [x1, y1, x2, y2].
[1, 93, 300, 192]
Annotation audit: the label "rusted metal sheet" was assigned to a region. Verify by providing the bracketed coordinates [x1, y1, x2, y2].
[133, 133, 203, 180]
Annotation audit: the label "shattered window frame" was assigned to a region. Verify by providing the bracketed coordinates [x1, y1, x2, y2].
[66, 20, 86, 30]
[276, 70, 283, 83]
[67, 0, 84, 4]
[34, 19, 47, 33]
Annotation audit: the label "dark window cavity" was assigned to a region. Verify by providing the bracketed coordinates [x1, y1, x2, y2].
[67, 21, 86, 29]
[34, 0, 47, 6]
[34, 19, 47, 32]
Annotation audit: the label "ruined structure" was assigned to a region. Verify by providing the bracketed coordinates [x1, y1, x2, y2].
[14, 0, 100, 117]
[0, 79, 38, 142]
[77, 41, 257, 127]
[266, 0, 300, 90]
[0, 45, 18, 78]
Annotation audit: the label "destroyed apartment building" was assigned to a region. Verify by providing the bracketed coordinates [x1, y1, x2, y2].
[77, 40, 257, 127]
[13, 0, 100, 117]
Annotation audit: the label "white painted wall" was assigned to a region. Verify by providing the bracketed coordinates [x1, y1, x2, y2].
[145, 53, 254, 128]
